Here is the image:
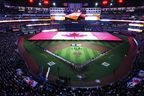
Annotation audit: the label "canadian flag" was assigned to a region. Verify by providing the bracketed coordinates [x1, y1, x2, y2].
[52, 32, 98, 40]
[30, 32, 122, 41]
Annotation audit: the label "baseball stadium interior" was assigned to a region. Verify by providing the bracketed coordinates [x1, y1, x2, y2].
[0, 0, 144, 95]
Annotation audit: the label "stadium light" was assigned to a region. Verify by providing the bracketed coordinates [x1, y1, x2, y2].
[117, 0, 124, 4]
[128, 28, 143, 32]
[43, 0, 49, 5]
[95, 2, 98, 6]
[129, 23, 144, 27]
[42, 29, 58, 32]
[102, 0, 109, 6]
[53, 2, 56, 6]
[110, 3, 113, 6]
[51, 16, 65, 20]
[85, 16, 100, 21]
[28, 0, 34, 4]
[26, 23, 50, 27]
[39, 2, 42, 6]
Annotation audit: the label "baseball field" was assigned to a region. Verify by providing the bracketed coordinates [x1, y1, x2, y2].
[23, 35, 130, 86]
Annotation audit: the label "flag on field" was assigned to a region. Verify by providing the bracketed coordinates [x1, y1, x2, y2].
[29, 32, 122, 41]
[127, 77, 142, 88]
[53, 32, 95, 40]
[24, 77, 38, 87]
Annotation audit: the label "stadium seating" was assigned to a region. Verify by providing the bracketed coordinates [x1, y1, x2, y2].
[0, 2, 144, 95]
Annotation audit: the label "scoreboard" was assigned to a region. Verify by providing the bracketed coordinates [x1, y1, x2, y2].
[50, 3, 101, 21]
[50, 5, 101, 21]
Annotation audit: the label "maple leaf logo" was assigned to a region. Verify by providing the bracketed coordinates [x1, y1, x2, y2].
[62, 32, 87, 39]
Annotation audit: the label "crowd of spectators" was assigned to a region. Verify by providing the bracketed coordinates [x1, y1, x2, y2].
[0, 4, 144, 95]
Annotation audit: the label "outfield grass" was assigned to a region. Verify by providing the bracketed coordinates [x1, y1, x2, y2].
[24, 36, 130, 81]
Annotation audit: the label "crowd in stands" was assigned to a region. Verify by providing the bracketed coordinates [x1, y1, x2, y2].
[0, 4, 144, 95]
